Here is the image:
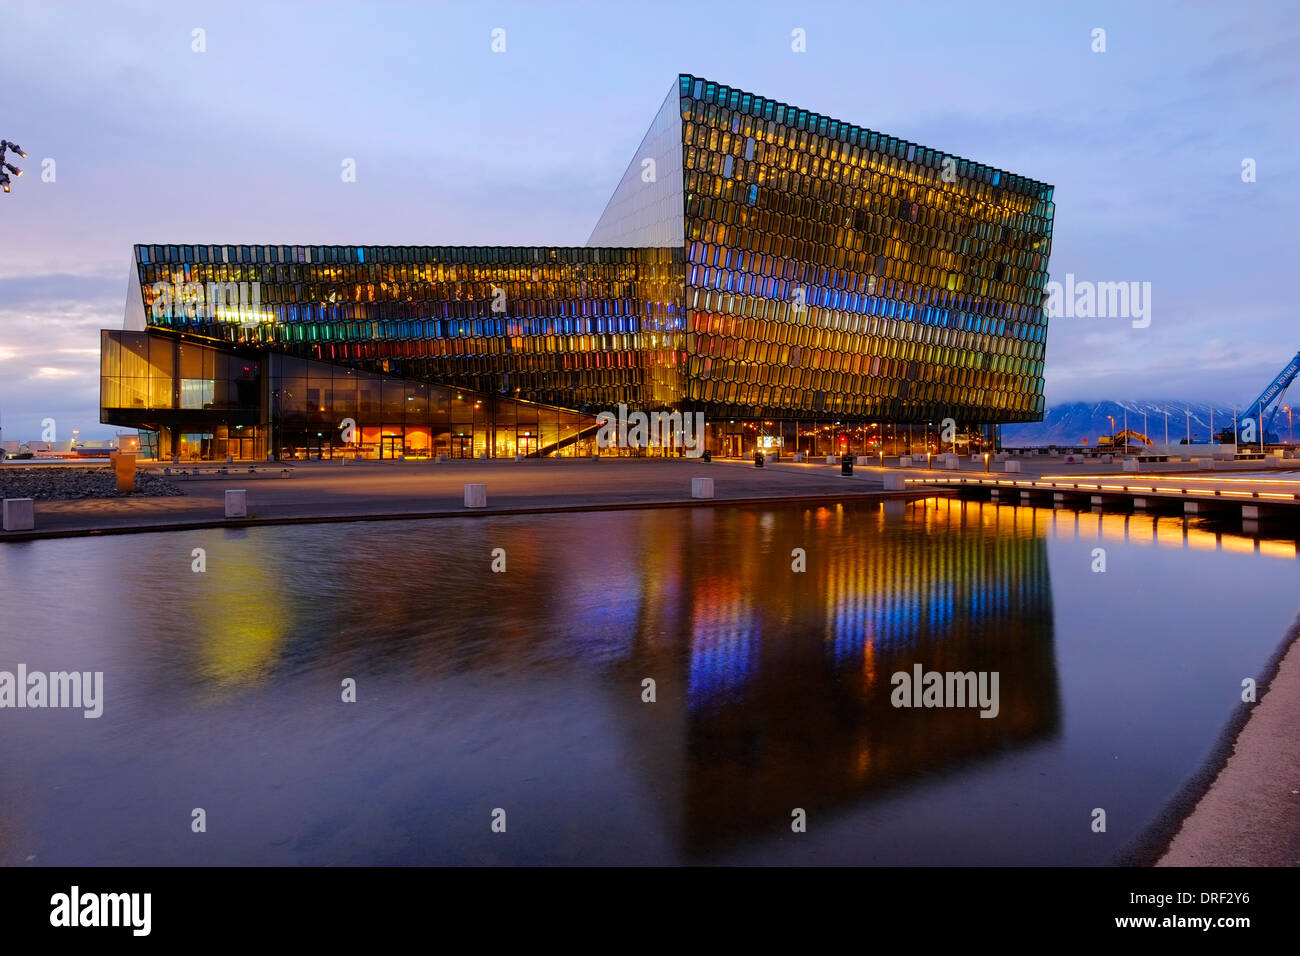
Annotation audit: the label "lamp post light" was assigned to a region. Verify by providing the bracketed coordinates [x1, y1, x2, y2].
[0, 139, 27, 194]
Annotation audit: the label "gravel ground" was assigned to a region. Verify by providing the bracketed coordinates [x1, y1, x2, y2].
[0, 466, 184, 500]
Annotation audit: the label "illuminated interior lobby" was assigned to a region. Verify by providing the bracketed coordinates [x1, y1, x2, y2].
[100, 74, 1055, 461]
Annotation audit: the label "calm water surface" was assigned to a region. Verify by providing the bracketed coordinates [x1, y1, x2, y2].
[0, 498, 1296, 865]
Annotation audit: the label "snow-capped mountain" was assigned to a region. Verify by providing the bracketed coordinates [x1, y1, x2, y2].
[1000, 401, 1293, 447]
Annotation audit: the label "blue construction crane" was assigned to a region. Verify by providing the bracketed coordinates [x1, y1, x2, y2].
[1235, 349, 1300, 445]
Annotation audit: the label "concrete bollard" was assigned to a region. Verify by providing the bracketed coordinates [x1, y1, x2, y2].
[515, 453, 526, 462]
[1122, 458, 1140, 472]
[883, 473, 905, 491]
[3, 498, 35, 532]
[1003, 460, 1021, 473]
[478, 452, 489, 461]
[224, 489, 247, 518]
[279, 469, 291, 478]
[111, 451, 136, 494]
[464, 483, 487, 508]
[825, 455, 836, 464]
[436, 454, 447, 462]
[691, 477, 714, 499]
[855, 455, 870, 466]
[898, 456, 913, 467]
[1197, 458, 1215, 470]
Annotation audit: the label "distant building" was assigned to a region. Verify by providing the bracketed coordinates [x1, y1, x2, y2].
[101, 74, 1055, 460]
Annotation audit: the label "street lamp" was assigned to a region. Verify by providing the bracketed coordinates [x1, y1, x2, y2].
[0, 140, 26, 194]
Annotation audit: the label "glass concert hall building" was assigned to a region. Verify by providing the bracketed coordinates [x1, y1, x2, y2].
[101, 74, 1055, 461]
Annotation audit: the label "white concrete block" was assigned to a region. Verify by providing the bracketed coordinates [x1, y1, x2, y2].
[463, 483, 487, 508]
[855, 456, 871, 465]
[883, 473, 905, 491]
[1003, 460, 1022, 473]
[1242, 505, 1261, 519]
[224, 489, 247, 518]
[825, 455, 837, 464]
[1197, 458, 1215, 470]
[691, 477, 714, 499]
[898, 456, 913, 467]
[3, 498, 35, 531]
[1122, 458, 1140, 472]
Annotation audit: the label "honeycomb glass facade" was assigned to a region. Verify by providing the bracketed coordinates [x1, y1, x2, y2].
[102, 74, 1054, 460]
[673, 73, 1054, 427]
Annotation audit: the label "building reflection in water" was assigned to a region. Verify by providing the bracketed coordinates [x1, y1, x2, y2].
[106, 496, 1296, 860]
[613, 498, 1061, 855]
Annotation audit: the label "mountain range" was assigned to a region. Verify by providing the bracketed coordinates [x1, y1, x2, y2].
[1000, 401, 1296, 447]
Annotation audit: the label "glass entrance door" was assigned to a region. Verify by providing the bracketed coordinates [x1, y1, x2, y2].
[380, 435, 402, 459]
[451, 434, 472, 459]
[517, 435, 538, 457]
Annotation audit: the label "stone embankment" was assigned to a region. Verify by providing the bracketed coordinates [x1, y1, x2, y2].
[0, 466, 183, 500]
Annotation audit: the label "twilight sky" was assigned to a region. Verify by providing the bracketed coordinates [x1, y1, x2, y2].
[0, 0, 1297, 440]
